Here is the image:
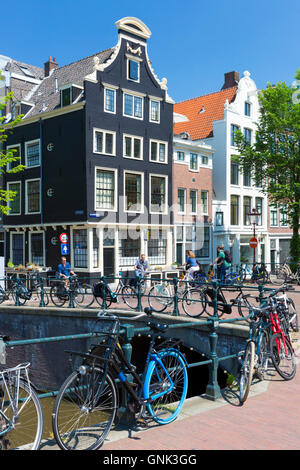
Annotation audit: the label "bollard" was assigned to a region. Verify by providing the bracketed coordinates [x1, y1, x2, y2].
[39, 276, 46, 308]
[172, 277, 179, 316]
[205, 280, 221, 400]
[136, 276, 142, 312]
[68, 276, 75, 308]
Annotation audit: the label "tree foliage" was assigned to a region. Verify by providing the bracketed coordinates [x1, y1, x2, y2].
[234, 72, 300, 265]
[0, 71, 26, 214]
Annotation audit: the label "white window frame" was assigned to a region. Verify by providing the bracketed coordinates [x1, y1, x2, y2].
[29, 230, 45, 266]
[93, 128, 116, 156]
[149, 173, 168, 215]
[104, 86, 116, 114]
[149, 139, 168, 164]
[190, 189, 198, 215]
[25, 178, 41, 215]
[123, 134, 143, 160]
[6, 143, 21, 171]
[149, 98, 160, 124]
[177, 188, 186, 215]
[25, 139, 40, 168]
[7, 180, 21, 215]
[201, 190, 209, 216]
[94, 166, 118, 212]
[189, 153, 199, 172]
[10, 231, 25, 266]
[123, 91, 144, 120]
[123, 170, 144, 214]
[126, 57, 140, 83]
[270, 204, 278, 227]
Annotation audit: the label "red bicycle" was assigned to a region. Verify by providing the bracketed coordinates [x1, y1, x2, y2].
[268, 297, 296, 380]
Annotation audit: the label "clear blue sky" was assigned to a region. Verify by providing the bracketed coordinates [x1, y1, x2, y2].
[2, 0, 299, 102]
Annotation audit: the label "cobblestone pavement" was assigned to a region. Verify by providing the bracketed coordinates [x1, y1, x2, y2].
[100, 287, 300, 451]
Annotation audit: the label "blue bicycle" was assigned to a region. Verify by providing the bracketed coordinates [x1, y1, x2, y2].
[52, 308, 188, 450]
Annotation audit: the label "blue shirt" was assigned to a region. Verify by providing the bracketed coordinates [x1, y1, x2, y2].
[186, 256, 197, 267]
[135, 259, 149, 273]
[57, 262, 72, 277]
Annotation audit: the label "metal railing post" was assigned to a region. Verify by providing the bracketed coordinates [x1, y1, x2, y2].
[101, 276, 107, 310]
[39, 276, 46, 308]
[68, 276, 75, 308]
[14, 283, 20, 307]
[205, 280, 221, 400]
[136, 276, 142, 312]
[172, 277, 179, 316]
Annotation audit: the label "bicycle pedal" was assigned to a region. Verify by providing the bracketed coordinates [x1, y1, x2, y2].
[134, 418, 149, 429]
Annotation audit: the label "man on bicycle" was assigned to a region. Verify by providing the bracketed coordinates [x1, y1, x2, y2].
[57, 257, 75, 287]
[133, 254, 149, 286]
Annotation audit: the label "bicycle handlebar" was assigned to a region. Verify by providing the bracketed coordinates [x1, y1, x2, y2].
[97, 307, 154, 322]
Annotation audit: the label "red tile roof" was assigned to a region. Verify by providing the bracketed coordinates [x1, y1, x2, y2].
[174, 87, 237, 140]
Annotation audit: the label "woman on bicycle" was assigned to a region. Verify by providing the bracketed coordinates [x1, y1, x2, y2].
[184, 250, 199, 279]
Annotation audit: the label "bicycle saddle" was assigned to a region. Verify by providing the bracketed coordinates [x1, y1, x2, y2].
[146, 322, 169, 333]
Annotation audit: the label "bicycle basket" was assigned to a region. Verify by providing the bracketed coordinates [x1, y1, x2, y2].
[92, 282, 112, 298]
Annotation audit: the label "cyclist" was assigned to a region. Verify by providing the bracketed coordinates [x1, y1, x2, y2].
[184, 250, 200, 280]
[57, 256, 75, 288]
[210, 245, 231, 284]
[133, 254, 149, 287]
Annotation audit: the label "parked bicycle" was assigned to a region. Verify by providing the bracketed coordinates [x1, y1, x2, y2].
[52, 308, 188, 450]
[0, 273, 49, 306]
[273, 262, 300, 285]
[239, 263, 270, 284]
[50, 275, 93, 308]
[0, 344, 43, 450]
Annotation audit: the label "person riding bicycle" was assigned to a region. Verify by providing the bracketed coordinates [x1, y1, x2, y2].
[210, 245, 231, 284]
[57, 256, 76, 288]
[184, 251, 200, 280]
[133, 254, 149, 287]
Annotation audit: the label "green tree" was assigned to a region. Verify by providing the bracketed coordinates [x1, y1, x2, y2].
[0, 71, 26, 214]
[234, 71, 300, 268]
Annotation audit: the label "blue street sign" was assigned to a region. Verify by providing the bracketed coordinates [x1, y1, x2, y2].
[61, 243, 70, 255]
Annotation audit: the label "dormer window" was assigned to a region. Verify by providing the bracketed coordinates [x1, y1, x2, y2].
[244, 101, 251, 116]
[127, 59, 140, 82]
[61, 87, 71, 107]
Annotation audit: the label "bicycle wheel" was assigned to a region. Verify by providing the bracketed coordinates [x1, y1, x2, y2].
[37, 289, 49, 306]
[182, 288, 207, 318]
[95, 294, 113, 309]
[288, 299, 299, 332]
[121, 285, 138, 310]
[52, 367, 117, 451]
[239, 340, 255, 404]
[256, 331, 269, 380]
[74, 284, 95, 308]
[148, 284, 171, 313]
[237, 296, 254, 322]
[12, 288, 28, 306]
[272, 269, 288, 285]
[269, 333, 296, 380]
[0, 379, 43, 450]
[50, 285, 68, 307]
[144, 349, 188, 424]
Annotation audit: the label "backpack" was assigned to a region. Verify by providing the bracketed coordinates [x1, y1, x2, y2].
[224, 250, 232, 263]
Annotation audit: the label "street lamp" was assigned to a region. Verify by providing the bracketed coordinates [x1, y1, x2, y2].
[247, 207, 262, 268]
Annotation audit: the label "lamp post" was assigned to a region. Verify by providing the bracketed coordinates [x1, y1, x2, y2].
[247, 207, 262, 268]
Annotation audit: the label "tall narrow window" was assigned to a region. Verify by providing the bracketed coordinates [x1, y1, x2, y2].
[149, 99, 160, 122]
[7, 144, 21, 171]
[178, 189, 186, 213]
[231, 158, 239, 185]
[190, 189, 197, 214]
[177, 151, 185, 161]
[73, 229, 88, 268]
[231, 195, 239, 225]
[201, 191, 208, 215]
[150, 140, 167, 163]
[12, 233, 24, 265]
[231, 124, 239, 146]
[243, 196, 252, 225]
[128, 59, 139, 82]
[31, 233, 44, 265]
[190, 153, 198, 170]
[255, 197, 263, 226]
[93, 228, 99, 268]
[124, 93, 143, 119]
[244, 101, 251, 116]
[150, 176, 167, 213]
[7, 182, 21, 215]
[244, 128, 252, 145]
[104, 88, 116, 113]
[280, 204, 288, 227]
[25, 140, 40, 167]
[125, 172, 142, 212]
[95, 169, 116, 210]
[123, 135, 142, 159]
[243, 167, 251, 186]
[270, 204, 278, 226]
[26, 179, 40, 214]
[61, 87, 71, 107]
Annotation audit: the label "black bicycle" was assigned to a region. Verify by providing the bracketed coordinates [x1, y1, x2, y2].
[52, 308, 188, 450]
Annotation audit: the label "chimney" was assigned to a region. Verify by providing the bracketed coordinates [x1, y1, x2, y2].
[44, 56, 58, 77]
[221, 71, 239, 90]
